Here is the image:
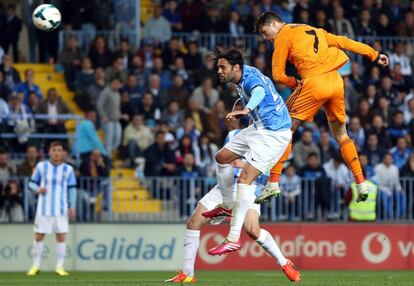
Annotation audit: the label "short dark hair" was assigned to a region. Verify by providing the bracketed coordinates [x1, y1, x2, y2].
[308, 152, 319, 159]
[254, 11, 284, 32]
[213, 48, 244, 70]
[50, 141, 64, 149]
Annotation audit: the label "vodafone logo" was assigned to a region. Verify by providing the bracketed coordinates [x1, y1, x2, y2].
[199, 233, 226, 264]
[361, 232, 391, 264]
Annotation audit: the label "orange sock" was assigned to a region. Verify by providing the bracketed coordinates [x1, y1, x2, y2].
[269, 142, 292, 182]
[339, 136, 365, 184]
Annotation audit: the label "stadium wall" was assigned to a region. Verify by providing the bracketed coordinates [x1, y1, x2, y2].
[1, 224, 414, 271]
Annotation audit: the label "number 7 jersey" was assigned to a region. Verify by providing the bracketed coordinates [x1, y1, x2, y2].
[272, 24, 379, 88]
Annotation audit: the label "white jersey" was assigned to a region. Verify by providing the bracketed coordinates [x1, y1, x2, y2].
[31, 160, 77, 217]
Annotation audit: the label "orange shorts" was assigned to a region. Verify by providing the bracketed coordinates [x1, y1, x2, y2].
[286, 70, 346, 123]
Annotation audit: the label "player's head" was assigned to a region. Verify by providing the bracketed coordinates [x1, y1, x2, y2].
[49, 141, 64, 164]
[215, 48, 244, 84]
[255, 11, 285, 41]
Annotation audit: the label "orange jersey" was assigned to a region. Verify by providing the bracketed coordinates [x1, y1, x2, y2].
[272, 24, 379, 88]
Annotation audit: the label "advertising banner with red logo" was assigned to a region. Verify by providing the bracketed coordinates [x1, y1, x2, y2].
[196, 224, 414, 270]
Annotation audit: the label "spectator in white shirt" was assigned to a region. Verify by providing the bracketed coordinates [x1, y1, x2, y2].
[144, 4, 172, 45]
[280, 164, 301, 220]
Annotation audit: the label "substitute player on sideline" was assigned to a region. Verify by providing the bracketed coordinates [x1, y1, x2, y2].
[26, 141, 77, 276]
[254, 12, 389, 204]
[203, 48, 292, 255]
[165, 131, 300, 283]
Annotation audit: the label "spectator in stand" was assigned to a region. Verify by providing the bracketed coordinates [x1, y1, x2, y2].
[190, 77, 219, 113]
[162, 100, 184, 133]
[149, 57, 172, 90]
[194, 133, 218, 177]
[388, 110, 408, 146]
[363, 133, 387, 167]
[144, 4, 172, 45]
[313, 10, 330, 31]
[122, 114, 154, 167]
[184, 41, 202, 73]
[328, 5, 355, 38]
[208, 100, 229, 146]
[172, 57, 190, 85]
[375, 153, 405, 219]
[354, 99, 372, 130]
[374, 96, 394, 126]
[343, 76, 359, 113]
[144, 131, 176, 176]
[137, 39, 156, 72]
[390, 137, 412, 170]
[376, 13, 392, 36]
[179, 0, 204, 31]
[88, 35, 113, 69]
[176, 116, 201, 146]
[58, 36, 83, 91]
[105, 57, 128, 83]
[163, 0, 183, 32]
[195, 54, 217, 87]
[85, 67, 106, 109]
[129, 55, 146, 89]
[293, 129, 321, 169]
[348, 116, 365, 151]
[75, 58, 95, 93]
[364, 83, 377, 107]
[16, 145, 38, 177]
[14, 69, 42, 106]
[280, 164, 301, 220]
[38, 88, 70, 147]
[243, 3, 261, 33]
[0, 97, 9, 131]
[318, 130, 336, 164]
[404, 97, 414, 125]
[389, 42, 412, 89]
[161, 38, 184, 70]
[185, 99, 212, 135]
[122, 74, 143, 108]
[390, 64, 408, 93]
[230, 0, 252, 21]
[355, 9, 376, 36]
[3, 4, 22, 62]
[167, 74, 189, 109]
[349, 63, 364, 93]
[359, 152, 375, 179]
[275, 0, 293, 23]
[0, 54, 20, 91]
[0, 150, 15, 187]
[114, 38, 134, 70]
[293, 0, 309, 23]
[401, 153, 414, 177]
[0, 70, 11, 101]
[72, 110, 107, 161]
[119, 91, 133, 130]
[228, 11, 245, 39]
[147, 73, 169, 110]
[97, 77, 122, 154]
[396, 11, 414, 37]
[175, 135, 195, 165]
[366, 66, 381, 86]
[0, 179, 23, 222]
[138, 92, 161, 129]
[201, 5, 226, 33]
[367, 114, 392, 149]
[79, 149, 109, 177]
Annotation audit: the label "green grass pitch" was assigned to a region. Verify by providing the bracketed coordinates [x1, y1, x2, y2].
[0, 270, 413, 286]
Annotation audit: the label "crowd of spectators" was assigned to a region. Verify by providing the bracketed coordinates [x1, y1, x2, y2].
[0, 0, 414, 222]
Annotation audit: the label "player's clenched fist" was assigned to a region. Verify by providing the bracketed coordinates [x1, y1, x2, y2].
[377, 54, 389, 67]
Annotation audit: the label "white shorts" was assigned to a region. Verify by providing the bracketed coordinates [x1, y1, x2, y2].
[224, 125, 291, 174]
[34, 215, 69, 234]
[199, 185, 260, 215]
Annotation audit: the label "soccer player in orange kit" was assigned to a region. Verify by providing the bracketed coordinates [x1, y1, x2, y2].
[253, 11, 389, 204]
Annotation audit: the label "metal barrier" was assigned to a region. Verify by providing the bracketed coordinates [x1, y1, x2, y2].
[0, 176, 410, 223]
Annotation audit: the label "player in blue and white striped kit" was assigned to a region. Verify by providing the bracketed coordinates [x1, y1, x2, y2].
[26, 141, 77, 277]
[203, 48, 292, 257]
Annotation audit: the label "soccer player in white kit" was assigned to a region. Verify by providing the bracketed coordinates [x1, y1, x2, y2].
[165, 129, 301, 283]
[202, 48, 292, 256]
[26, 141, 77, 276]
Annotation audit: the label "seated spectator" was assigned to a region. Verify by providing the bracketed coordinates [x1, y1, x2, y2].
[148, 57, 172, 91]
[348, 116, 365, 151]
[147, 73, 169, 110]
[176, 116, 200, 146]
[190, 77, 219, 113]
[367, 115, 392, 149]
[374, 153, 405, 219]
[137, 39, 156, 71]
[376, 13, 392, 36]
[364, 83, 377, 107]
[171, 57, 190, 85]
[194, 54, 217, 87]
[185, 99, 212, 135]
[58, 35, 83, 91]
[0, 54, 20, 91]
[72, 110, 108, 160]
[122, 114, 154, 166]
[201, 5, 226, 33]
[390, 137, 412, 170]
[138, 92, 161, 129]
[79, 149, 109, 177]
[114, 38, 134, 70]
[387, 110, 408, 146]
[14, 69, 42, 106]
[144, 131, 176, 176]
[208, 100, 229, 146]
[298, 152, 326, 179]
[403, 97, 414, 125]
[75, 57, 95, 93]
[85, 67, 106, 108]
[0, 70, 11, 101]
[388, 42, 412, 89]
[163, 0, 183, 32]
[88, 35, 113, 68]
[377, 76, 398, 106]
[293, 129, 321, 169]
[0, 97, 9, 132]
[105, 56, 128, 83]
[162, 100, 184, 133]
[363, 133, 387, 167]
[401, 153, 414, 177]
[0, 150, 15, 187]
[228, 10, 245, 38]
[167, 74, 190, 109]
[28, 91, 41, 115]
[175, 135, 195, 165]
[194, 133, 218, 177]
[275, 0, 292, 23]
[143, 4, 172, 45]
[373, 96, 393, 126]
[0, 180, 23, 222]
[122, 74, 143, 107]
[119, 91, 133, 130]
[129, 55, 146, 88]
[355, 9, 376, 36]
[161, 38, 184, 70]
[280, 164, 301, 220]
[184, 41, 202, 72]
[354, 99, 372, 130]
[359, 152, 375, 180]
[16, 145, 39, 176]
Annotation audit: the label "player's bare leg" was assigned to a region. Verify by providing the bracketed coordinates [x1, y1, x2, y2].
[244, 210, 301, 282]
[328, 120, 367, 202]
[27, 233, 45, 276]
[256, 118, 302, 204]
[55, 233, 69, 276]
[202, 148, 240, 218]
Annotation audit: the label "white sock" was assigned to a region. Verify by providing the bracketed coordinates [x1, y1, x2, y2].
[183, 229, 200, 277]
[216, 163, 235, 209]
[256, 229, 287, 266]
[56, 242, 66, 269]
[228, 184, 255, 242]
[32, 240, 44, 268]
